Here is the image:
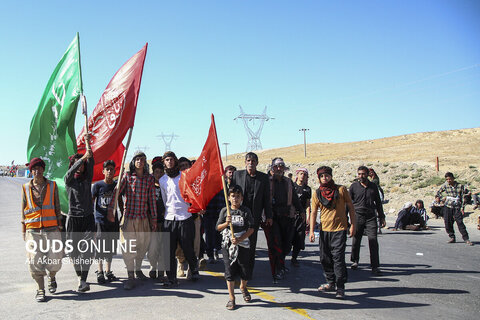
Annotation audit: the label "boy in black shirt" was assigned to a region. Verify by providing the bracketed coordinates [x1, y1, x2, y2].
[217, 185, 254, 310]
[92, 160, 119, 284]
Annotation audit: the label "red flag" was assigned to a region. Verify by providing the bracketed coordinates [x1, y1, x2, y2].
[179, 114, 225, 213]
[90, 143, 125, 181]
[77, 44, 148, 181]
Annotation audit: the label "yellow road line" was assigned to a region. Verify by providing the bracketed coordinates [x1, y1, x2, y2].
[204, 270, 316, 320]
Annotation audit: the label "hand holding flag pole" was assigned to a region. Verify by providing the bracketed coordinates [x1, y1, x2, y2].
[108, 128, 133, 223]
[221, 175, 235, 237]
[81, 94, 88, 133]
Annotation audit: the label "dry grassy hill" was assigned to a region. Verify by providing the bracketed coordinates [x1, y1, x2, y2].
[222, 127, 480, 225]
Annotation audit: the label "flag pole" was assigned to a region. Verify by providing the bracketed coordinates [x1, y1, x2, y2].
[81, 95, 88, 133]
[221, 174, 235, 236]
[110, 128, 133, 222]
[212, 113, 234, 236]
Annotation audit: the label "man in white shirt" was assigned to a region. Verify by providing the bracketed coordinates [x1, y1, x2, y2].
[159, 151, 199, 286]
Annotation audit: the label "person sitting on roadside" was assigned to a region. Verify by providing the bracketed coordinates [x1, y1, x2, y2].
[430, 196, 444, 219]
[393, 202, 427, 231]
[412, 200, 429, 226]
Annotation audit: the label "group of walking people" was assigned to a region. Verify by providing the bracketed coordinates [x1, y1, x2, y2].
[21, 138, 474, 308]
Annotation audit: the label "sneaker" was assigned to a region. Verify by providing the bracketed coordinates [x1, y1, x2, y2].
[273, 272, 284, 281]
[371, 268, 383, 276]
[105, 271, 118, 282]
[96, 271, 106, 284]
[149, 269, 158, 279]
[135, 270, 148, 281]
[190, 270, 200, 281]
[351, 261, 359, 270]
[162, 279, 178, 288]
[335, 288, 345, 299]
[123, 278, 135, 290]
[77, 280, 90, 293]
[35, 289, 46, 302]
[198, 258, 207, 270]
[465, 240, 474, 246]
[47, 276, 57, 294]
[317, 283, 336, 292]
[447, 238, 456, 243]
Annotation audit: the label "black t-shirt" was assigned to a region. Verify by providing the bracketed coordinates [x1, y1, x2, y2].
[272, 178, 289, 216]
[92, 180, 117, 224]
[294, 183, 312, 211]
[216, 205, 254, 234]
[244, 174, 256, 211]
[155, 183, 165, 218]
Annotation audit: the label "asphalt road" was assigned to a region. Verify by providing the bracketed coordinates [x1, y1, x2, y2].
[1, 176, 479, 320]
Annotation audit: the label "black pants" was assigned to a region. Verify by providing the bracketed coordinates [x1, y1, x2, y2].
[247, 228, 259, 279]
[203, 214, 221, 258]
[66, 214, 96, 280]
[164, 218, 197, 281]
[271, 216, 295, 273]
[443, 207, 469, 241]
[320, 230, 347, 289]
[351, 214, 380, 269]
[431, 206, 443, 218]
[291, 214, 306, 259]
[222, 246, 251, 281]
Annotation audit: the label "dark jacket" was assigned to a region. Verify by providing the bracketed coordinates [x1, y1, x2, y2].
[232, 169, 272, 228]
[65, 157, 94, 217]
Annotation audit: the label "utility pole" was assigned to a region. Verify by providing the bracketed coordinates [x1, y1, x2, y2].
[223, 143, 230, 162]
[299, 128, 309, 158]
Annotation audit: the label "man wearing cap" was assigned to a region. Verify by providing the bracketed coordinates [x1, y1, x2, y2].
[436, 172, 473, 245]
[231, 152, 273, 280]
[309, 166, 356, 299]
[349, 166, 385, 275]
[268, 157, 303, 281]
[291, 168, 311, 267]
[160, 151, 199, 287]
[113, 151, 157, 290]
[22, 157, 63, 302]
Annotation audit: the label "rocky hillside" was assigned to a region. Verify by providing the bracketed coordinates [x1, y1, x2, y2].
[223, 127, 480, 225]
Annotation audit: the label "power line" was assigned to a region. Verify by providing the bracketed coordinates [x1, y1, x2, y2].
[234, 105, 274, 152]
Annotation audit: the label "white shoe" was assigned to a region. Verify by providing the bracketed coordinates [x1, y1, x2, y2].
[177, 263, 185, 277]
[198, 258, 207, 269]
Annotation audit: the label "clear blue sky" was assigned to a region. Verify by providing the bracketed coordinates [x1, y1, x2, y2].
[1, 0, 479, 165]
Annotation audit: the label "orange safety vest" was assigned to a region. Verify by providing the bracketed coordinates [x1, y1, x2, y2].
[23, 180, 58, 229]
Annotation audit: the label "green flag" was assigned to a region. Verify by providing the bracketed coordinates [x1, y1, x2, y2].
[27, 33, 83, 213]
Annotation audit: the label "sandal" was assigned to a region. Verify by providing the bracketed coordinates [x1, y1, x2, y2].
[317, 283, 335, 292]
[241, 288, 252, 302]
[48, 277, 57, 294]
[226, 299, 236, 310]
[106, 271, 118, 282]
[35, 289, 46, 302]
